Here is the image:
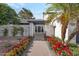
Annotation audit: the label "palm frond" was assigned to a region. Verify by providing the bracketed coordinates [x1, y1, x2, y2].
[46, 12, 58, 24]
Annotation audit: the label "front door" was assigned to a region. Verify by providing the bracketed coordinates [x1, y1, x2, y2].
[34, 26, 45, 40]
[35, 26, 44, 33]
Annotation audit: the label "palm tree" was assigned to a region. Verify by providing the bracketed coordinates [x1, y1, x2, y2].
[46, 3, 79, 44]
[18, 8, 33, 19]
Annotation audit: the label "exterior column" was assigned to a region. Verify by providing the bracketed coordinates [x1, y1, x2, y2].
[8, 25, 13, 36]
[37, 25, 38, 33]
[40, 26, 42, 32]
[29, 23, 34, 37]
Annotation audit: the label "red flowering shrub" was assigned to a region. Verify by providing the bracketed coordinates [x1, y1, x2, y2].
[57, 50, 62, 55]
[56, 46, 73, 56]
[47, 36, 73, 56]
[47, 36, 58, 45]
[47, 36, 53, 42]
[52, 42, 63, 51]
[4, 37, 31, 56]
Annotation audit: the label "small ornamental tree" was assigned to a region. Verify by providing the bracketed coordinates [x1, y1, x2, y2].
[3, 28, 8, 36]
[20, 27, 24, 36]
[12, 27, 18, 36]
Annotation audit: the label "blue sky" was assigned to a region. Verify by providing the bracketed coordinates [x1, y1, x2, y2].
[7, 3, 49, 19]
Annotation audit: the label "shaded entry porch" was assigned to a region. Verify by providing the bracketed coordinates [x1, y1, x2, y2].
[35, 25, 44, 33]
[34, 25, 45, 40]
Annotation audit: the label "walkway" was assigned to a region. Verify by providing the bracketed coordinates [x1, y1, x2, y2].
[22, 40, 56, 56]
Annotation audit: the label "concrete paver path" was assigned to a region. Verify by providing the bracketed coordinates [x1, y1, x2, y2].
[22, 41, 56, 56]
[27, 41, 51, 56]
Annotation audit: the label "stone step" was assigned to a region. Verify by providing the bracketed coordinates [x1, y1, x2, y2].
[33, 33, 45, 40]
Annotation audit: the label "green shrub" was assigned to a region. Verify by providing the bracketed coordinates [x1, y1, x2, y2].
[71, 47, 79, 56]
[69, 43, 79, 56]
[69, 43, 77, 47]
[12, 27, 18, 36]
[3, 28, 8, 36]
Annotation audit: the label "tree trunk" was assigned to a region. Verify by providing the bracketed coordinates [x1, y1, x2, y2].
[61, 22, 68, 43]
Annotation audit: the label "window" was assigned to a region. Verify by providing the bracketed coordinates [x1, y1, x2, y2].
[38, 26, 41, 32]
[35, 26, 37, 32]
[42, 27, 43, 32]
